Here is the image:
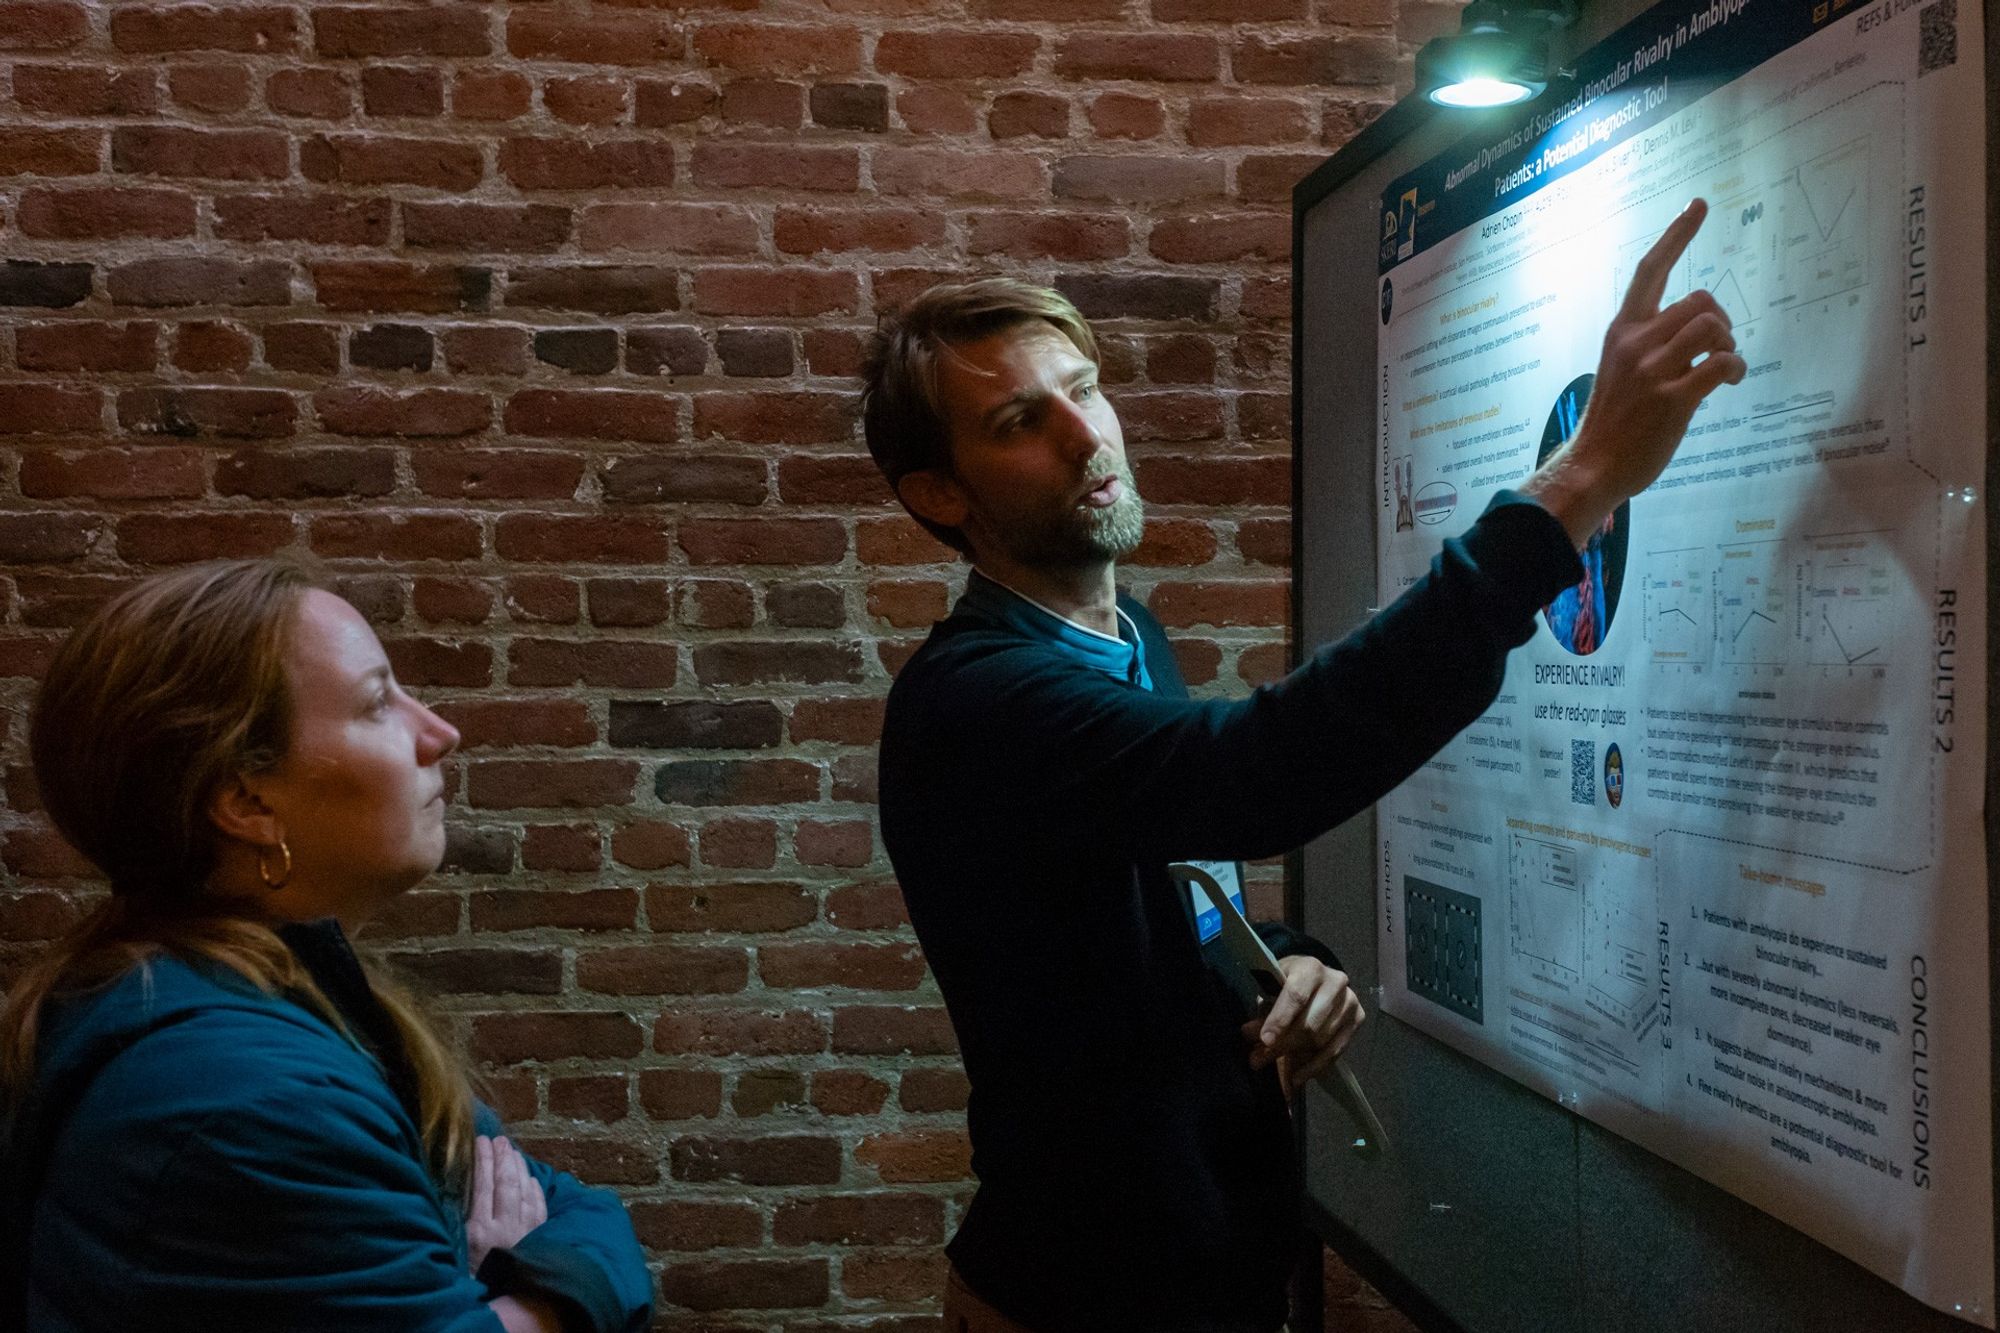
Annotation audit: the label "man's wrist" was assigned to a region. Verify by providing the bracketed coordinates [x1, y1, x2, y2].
[1518, 440, 1621, 550]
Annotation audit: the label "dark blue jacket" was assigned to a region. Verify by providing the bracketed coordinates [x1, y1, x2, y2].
[878, 495, 1579, 1332]
[2, 921, 653, 1333]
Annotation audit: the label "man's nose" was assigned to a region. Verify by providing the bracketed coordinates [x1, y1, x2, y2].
[1050, 396, 1103, 459]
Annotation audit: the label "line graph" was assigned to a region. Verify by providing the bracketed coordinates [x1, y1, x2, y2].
[1642, 546, 1712, 666]
[1804, 533, 1895, 668]
[1718, 544, 1788, 666]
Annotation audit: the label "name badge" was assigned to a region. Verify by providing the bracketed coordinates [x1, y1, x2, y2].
[1183, 859, 1247, 944]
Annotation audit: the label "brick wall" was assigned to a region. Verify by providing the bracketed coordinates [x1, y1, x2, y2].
[0, 1, 1452, 1327]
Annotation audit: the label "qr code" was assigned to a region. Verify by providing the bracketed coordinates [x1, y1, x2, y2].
[1919, 0, 1957, 75]
[1571, 739, 1596, 806]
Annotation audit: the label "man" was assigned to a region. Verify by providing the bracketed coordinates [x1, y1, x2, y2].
[863, 202, 1742, 1332]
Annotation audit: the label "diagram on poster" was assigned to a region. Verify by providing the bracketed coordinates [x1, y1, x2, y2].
[1371, 0, 1989, 1319]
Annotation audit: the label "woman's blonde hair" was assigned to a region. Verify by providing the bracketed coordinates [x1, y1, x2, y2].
[0, 560, 474, 1179]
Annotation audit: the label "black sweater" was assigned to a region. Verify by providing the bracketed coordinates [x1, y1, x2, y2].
[877, 495, 1580, 1332]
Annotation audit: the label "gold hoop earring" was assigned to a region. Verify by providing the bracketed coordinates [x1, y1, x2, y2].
[258, 838, 292, 891]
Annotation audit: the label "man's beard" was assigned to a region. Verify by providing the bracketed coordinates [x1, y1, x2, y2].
[988, 455, 1146, 569]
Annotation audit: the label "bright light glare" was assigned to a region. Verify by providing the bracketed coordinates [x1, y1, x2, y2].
[1431, 76, 1535, 107]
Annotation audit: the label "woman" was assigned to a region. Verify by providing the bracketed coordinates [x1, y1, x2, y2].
[0, 561, 653, 1332]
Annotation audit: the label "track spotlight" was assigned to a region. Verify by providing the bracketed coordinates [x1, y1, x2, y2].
[1417, 0, 1577, 108]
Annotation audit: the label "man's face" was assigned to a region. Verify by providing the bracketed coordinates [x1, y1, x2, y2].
[917, 321, 1144, 570]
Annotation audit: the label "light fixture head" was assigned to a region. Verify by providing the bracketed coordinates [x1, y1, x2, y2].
[1417, 0, 1575, 109]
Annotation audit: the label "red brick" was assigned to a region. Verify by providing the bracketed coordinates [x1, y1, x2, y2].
[214, 193, 391, 246]
[989, 90, 1069, 139]
[302, 134, 484, 189]
[16, 322, 156, 372]
[109, 258, 291, 308]
[1159, 0, 1305, 16]
[443, 325, 529, 375]
[0, 2, 85, 51]
[855, 1128, 972, 1181]
[1238, 641, 1289, 686]
[1127, 517, 1220, 566]
[577, 945, 750, 996]
[466, 759, 639, 809]
[413, 451, 584, 501]
[171, 321, 254, 373]
[1145, 334, 1217, 383]
[312, 261, 489, 313]
[599, 456, 766, 507]
[117, 387, 293, 439]
[899, 1068, 971, 1112]
[315, 386, 490, 438]
[503, 389, 680, 444]
[383, 636, 491, 688]
[629, 1200, 757, 1252]
[638, 1070, 725, 1121]
[1135, 454, 1289, 505]
[692, 268, 859, 318]
[721, 78, 804, 128]
[433, 698, 595, 749]
[675, 519, 844, 567]
[897, 85, 976, 135]
[511, 1137, 656, 1188]
[361, 65, 444, 118]
[263, 322, 341, 373]
[20, 449, 204, 501]
[579, 203, 757, 255]
[1088, 91, 1166, 139]
[18, 186, 196, 239]
[266, 68, 351, 119]
[313, 6, 490, 58]
[774, 207, 944, 256]
[541, 75, 626, 126]
[507, 10, 682, 66]
[1052, 154, 1223, 204]
[1057, 33, 1218, 81]
[762, 941, 922, 992]
[770, 456, 885, 508]
[806, 1070, 889, 1117]
[499, 137, 674, 191]
[875, 30, 1036, 78]
[547, 1073, 627, 1121]
[521, 820, 601, 871]
[658, 1258, 830, 1311]
[453, 70, 530, 121]
[168, 61, 250, 111]
[1188, 95, 1312, 146]
[112, 6, 297, 54]
[842, 1250, 949, 1302]
[470, 1011, 644, 1064]
[634, 79, 718, 126]
[647, 869, 818, 926]
[503, 575, 579, 624]
[698, 817, 777, 869]
[1148, 580, 1289, 627]
[788, 698, 884, 745]
[873, 147, 1042, 201]
[114, 125, 285, 180]
[653, 1008, 825, 1057]
[690, 142, 858, 193]
[1238, 152, 1329, 202]
[611, 820, 691, 870]
[1231, 33, 1399, 85]
[508, 638, 677, 689]
[13, 65, 158, 115]
[0, 512, 100, 564]
[692, 391, 854, 446]
[403, 202, 571, 254]
[774, 1194, 943, 1246]
[1107, 389, 1225, 442]
[505, 266, 677, 315]
[117, 512, 294, 564]
[855, 516, 955, 566]
[470, 887, 638, 932]
[693, 23, 861, 76]
[215, 446, 394, 498]
[670, 1136, 840, 1188]
[833, 1006, 957, 1056]
[309, 512, 482, 561]
[965, 211, 1129, 261]
[865, 580, 948, 628]
[0, 128, 98, 176]
[493, 512, 670, 565]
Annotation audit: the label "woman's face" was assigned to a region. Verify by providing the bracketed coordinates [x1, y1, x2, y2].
[255, 589, 460, 922]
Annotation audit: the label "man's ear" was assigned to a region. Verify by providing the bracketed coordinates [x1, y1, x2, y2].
[896, 469, 970, 534]
[207, 776, 283, 850]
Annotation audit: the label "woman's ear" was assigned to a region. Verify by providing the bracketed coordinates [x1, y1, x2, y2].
[897, 469, 970, 533]
[207, 776, 283, 850]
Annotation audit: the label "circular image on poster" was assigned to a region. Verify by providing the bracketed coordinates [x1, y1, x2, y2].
[1536, 373, 1628, 656]
[1380, 278, 1394, 325]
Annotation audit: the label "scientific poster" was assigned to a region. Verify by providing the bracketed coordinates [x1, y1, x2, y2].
[1373, 0, 1991, 1319]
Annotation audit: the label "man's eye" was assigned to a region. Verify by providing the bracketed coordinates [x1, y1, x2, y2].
[1076, 382, 1098, 400]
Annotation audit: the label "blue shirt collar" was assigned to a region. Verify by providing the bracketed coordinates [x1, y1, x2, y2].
[957, 568, 1153, 691]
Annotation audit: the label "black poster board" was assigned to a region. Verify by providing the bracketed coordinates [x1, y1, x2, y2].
[1287, 0, 2000, 1326]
